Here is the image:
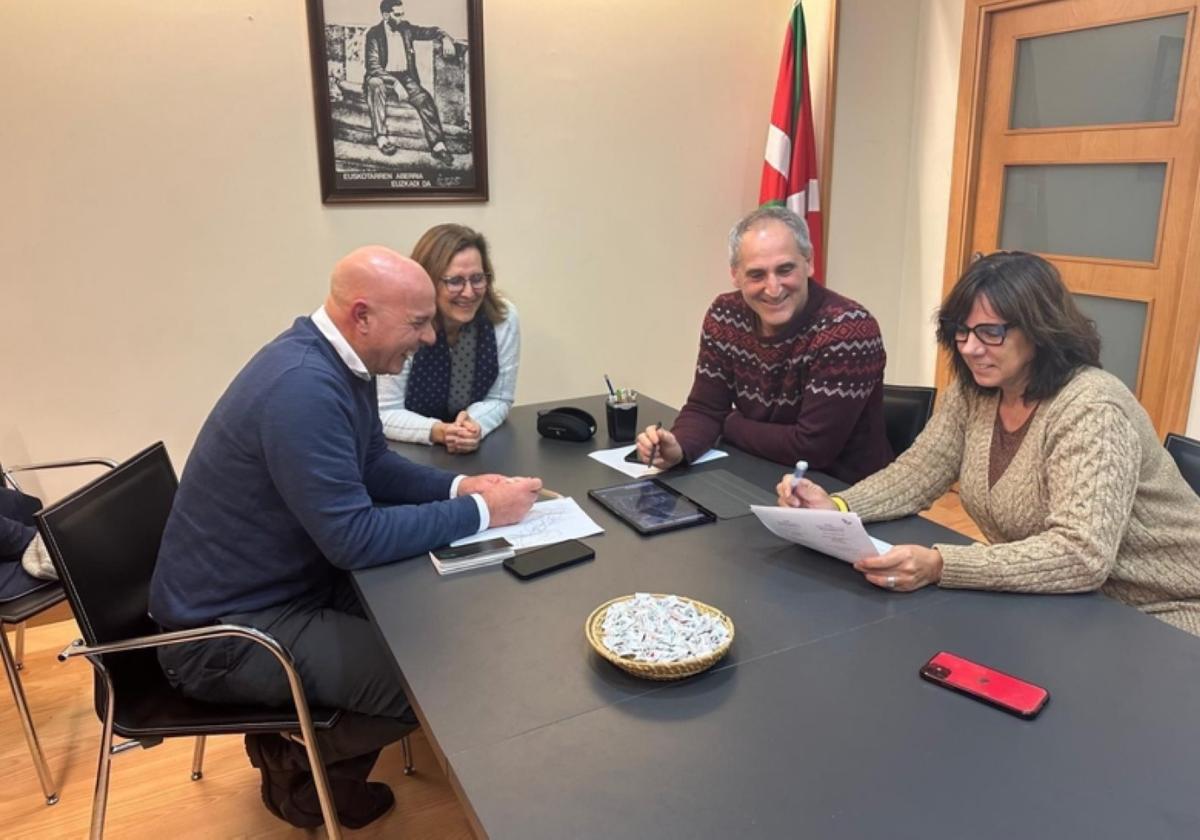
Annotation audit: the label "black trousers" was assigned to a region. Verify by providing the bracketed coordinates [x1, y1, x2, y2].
[158, 574, 410, 764]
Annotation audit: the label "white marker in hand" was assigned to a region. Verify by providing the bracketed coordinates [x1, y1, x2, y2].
[791, 460, 809, 499]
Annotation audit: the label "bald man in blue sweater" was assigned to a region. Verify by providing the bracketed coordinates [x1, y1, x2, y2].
[150, 246, 540, 829]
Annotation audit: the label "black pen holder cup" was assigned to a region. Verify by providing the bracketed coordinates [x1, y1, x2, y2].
[605, 399, 638, 442]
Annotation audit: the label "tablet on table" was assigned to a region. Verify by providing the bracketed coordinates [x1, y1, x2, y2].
[588, 480, 715, 535]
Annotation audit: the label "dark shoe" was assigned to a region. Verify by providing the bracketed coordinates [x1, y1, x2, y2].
[432, 147, 454, 165]
[245, 734, 322, 829]
[287, 777, 396, 830]
[376, 137, 399, 156]
[337, 781, 396, 829]
[243, 735, 284, 819]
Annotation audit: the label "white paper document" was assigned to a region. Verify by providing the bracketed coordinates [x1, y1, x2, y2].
[450, 497, 603, 550]
[588, 445, 728, 479]
[750, 505, 892, 563]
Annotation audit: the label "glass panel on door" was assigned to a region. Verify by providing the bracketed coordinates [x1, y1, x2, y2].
[1073, 293, 1148, 393]
[1010, 13, 1187, 129]
[999, 163, 1166, 261]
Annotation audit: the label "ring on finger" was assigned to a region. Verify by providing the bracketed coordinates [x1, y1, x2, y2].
[886, 574, 897, 589]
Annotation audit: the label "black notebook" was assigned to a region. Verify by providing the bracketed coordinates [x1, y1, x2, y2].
[657, 469, 777, 519]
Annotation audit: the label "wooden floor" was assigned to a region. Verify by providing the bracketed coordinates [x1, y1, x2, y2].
[922, 488, 986, 543]
[1, 493, 981, 838]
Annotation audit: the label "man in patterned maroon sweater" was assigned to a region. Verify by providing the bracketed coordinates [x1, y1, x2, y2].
[636, 207, 892, 483]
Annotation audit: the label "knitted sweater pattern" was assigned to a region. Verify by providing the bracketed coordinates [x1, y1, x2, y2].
[671, 282, 891, 482]
[842, 367, 1200, 636]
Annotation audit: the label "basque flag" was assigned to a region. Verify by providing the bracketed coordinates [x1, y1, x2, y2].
[759, 1, 824, 283]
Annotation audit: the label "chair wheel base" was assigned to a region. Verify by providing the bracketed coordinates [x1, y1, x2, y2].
[15, 662, 23, 671]
[46, 794, 59, 806]
[191, 771, 203, 781]
[403, 767, 415, 776]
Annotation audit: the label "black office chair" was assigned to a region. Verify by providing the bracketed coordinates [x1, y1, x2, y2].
[1165, 433, 1200, 497]
[882, 384, 937, 457]
[35, 443, 348, 840]
[2, 455, 117, 806]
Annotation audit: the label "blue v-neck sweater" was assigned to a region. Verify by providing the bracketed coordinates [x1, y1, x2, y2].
[150, 317, 479, 627]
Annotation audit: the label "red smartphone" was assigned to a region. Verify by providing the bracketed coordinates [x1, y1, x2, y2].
[919, 651, 1049, 719]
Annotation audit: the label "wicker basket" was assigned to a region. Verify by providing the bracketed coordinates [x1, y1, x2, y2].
[585, 594, 735, 681]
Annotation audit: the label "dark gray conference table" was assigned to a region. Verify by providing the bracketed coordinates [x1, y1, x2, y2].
[354, 395, 1200, 839]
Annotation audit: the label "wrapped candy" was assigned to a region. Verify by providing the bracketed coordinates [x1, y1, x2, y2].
[600, 593, 730, 663]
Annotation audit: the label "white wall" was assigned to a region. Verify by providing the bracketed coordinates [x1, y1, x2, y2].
[824, 0, 921, 381]
[825, 0, 963, 388]
[3, 0, 831, 482]
[894, 0, 967, 387]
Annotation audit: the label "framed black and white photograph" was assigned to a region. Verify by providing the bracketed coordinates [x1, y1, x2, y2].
[305, 0, 488, 202]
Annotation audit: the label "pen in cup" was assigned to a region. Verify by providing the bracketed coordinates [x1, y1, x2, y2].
[604, 374, 616, 398]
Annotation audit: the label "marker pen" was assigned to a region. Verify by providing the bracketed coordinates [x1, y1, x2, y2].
[791, 460, 809, 496]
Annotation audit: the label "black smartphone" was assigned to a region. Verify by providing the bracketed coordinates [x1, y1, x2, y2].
[503, 540, 595, 580]
[624, 447, 643, 464]
[430, 537, 513, 562]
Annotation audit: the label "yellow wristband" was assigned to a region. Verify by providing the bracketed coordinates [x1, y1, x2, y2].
[830, 495, 849, 513]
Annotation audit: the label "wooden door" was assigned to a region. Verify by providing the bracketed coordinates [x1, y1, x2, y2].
[941, 0, 1200, 436]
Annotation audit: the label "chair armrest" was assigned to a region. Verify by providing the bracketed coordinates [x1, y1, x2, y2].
[58, 623, 292, 665]
[61, 622, 343, 836]
[3, 458, 119, 492]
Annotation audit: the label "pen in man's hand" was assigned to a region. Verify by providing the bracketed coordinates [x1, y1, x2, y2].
[646, 421, 663, 468]
[791, 460, 809, 498]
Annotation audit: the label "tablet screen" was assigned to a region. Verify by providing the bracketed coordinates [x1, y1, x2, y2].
[588, 480, 713, 534]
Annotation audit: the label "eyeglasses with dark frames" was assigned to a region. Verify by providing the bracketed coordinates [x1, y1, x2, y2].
[939, 318, 1015, 346]
[440, 273, 490, 293]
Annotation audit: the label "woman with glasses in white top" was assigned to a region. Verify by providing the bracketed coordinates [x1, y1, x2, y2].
[378, 224, 520, 453]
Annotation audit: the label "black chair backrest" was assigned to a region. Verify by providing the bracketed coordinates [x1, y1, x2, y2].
[1165, 433, 1200, 498]
[36, 443, 177, 646]
[882, 384, 936, 457]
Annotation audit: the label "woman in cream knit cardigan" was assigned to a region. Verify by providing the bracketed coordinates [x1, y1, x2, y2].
[777, 252, 1200, 636]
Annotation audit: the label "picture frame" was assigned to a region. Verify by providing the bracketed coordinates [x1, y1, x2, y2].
[305, 0, 488, 203]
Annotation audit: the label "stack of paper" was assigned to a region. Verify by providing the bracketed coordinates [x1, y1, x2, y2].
[750, 505, 891, 563]
[429, 538, 515, 576]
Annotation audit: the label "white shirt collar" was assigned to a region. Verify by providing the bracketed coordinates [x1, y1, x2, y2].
[311, 306, 371, 381]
